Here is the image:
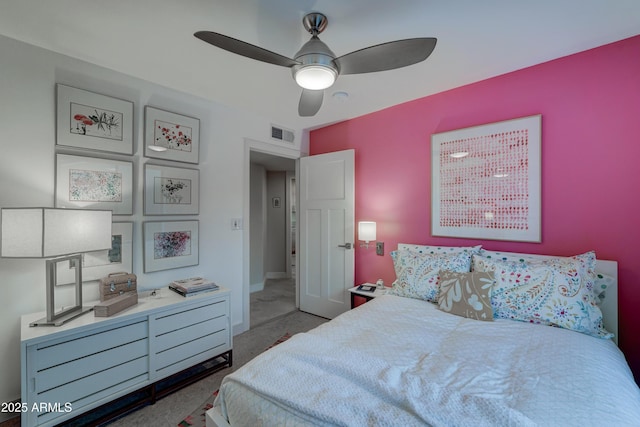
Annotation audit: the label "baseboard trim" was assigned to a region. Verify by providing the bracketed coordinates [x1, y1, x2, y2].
[265, 272, 289, 279]
[250, 282, 264, 293]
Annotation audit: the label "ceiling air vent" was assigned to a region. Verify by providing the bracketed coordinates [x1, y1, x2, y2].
[271, 125, 295, 144]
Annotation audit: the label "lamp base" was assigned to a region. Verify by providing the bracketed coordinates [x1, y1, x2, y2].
[30, 306, 93, 327]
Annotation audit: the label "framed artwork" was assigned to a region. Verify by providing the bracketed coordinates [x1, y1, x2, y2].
[144, 106, 200, 164]
[431, 114, 541, 242]
[56, 84, 134, 155]
[144, 164, 199, 215]
[56, 222, 133, 285]
[143, 220, 199, 273]
[55, 153, 134, 215]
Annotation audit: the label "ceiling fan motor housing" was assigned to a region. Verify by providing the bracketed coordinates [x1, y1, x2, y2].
[302, 12, 328, 35]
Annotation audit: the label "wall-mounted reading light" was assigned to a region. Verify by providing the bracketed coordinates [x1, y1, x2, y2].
[358, 221, 376, 249]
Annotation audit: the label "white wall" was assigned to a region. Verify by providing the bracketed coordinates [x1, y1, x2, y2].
[249, 163, 266, 288]
[265, 171, 287, 275]
[0, 34, 303, 412]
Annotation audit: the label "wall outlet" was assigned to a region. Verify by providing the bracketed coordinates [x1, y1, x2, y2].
[231, 218, 243, 230]
[376, 242, 384, 256]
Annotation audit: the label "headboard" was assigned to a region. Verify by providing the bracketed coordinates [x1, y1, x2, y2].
[396, 245, 619, 344]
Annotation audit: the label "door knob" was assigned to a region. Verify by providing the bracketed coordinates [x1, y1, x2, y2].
[338, 243, 352, 249]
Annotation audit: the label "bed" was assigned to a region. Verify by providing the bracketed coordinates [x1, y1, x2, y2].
[207, 247, 640, 426]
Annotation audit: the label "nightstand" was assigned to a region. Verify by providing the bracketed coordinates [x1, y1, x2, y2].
[348, 284, 387, 309]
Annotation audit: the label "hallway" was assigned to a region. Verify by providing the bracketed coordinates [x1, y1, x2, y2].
[250, 276, 296, 327]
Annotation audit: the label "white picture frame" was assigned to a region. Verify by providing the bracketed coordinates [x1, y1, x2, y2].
[144, 106, 200, 164]
[56, 222, 133, 285]
[144, 164, 199, 215]
[56, 84, 134, 155]
[143, 220, 199, 273]
[431, 114, 541, 242]
[55, 153, 134, 215]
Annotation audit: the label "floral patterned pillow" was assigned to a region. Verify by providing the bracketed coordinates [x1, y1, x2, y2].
[473, 250, 609, 299]
[398, 243, 482, 256]
[472, 249, 539, 264]
[389, 250, 472, 302]
[437, 271, 495, 321]
[472, 251, 613, 338]
[593, 273, 614, 302]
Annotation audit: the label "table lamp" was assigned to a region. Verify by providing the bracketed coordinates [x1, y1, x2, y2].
[1, 207, 112, 326]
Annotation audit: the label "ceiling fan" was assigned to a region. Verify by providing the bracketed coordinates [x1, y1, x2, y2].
[194, 12, 437, 117]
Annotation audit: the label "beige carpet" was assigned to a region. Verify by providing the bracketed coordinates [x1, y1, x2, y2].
[107, 310, 328, 426]
[250, 277, 296, 326]
[177, 333, 294, 427]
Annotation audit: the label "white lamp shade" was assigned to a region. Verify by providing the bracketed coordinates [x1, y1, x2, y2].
[358, 221, 376, 242]
[1, 208, 112, 258]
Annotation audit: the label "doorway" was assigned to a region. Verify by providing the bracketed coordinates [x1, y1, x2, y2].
[248, 150, 297, 327]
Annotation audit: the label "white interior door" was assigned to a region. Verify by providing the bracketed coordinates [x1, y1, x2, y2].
[299, 149, 355, 319]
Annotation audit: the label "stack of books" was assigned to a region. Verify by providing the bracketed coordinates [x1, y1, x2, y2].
[169, 277, 219, 297]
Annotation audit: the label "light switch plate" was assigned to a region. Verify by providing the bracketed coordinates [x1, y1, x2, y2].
[376, 242, 384, 256]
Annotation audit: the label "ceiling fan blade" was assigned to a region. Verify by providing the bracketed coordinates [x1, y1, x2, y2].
[335, 38, 437, 75]
[298, 89, 324, 117]
[194, 31, 299, 68]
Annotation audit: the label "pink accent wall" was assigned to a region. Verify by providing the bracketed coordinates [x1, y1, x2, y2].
[310, 35, 640, 381]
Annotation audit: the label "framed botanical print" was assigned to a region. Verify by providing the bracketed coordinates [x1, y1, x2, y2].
[431, 114, 541, 242]
[56, 222, 133, 285]
[143, 220, 199, 273]
[56, 84, 134, 155]
[144, 106, 200, 164]
[144, 164, 199, 215]
[55, 153, 134, 215]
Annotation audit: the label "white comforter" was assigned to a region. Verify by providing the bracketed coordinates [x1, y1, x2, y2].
[214, 295, 640, 426]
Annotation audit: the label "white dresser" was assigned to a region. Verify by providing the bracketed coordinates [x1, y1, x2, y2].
[20, 287, 232, 427]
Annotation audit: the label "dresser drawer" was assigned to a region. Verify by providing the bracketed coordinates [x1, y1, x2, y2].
[151, 298, 230, 378]
[154, 316, 229, 375]
[154, 299, 227, 335]
[24, 319, 149, 426]
[31, 320, 147, 371]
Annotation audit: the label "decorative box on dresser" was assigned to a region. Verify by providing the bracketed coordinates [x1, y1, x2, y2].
[20, 286, 232, 427]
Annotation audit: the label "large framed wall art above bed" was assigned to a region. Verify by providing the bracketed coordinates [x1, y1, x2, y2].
[431, 115, 541, 242]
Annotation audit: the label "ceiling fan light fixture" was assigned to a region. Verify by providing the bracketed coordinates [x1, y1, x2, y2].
[294, 65, 337, 90]
[194, 11, 437, 117]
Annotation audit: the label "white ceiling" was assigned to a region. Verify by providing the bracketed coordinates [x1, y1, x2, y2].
[1, 0, 639, 131]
